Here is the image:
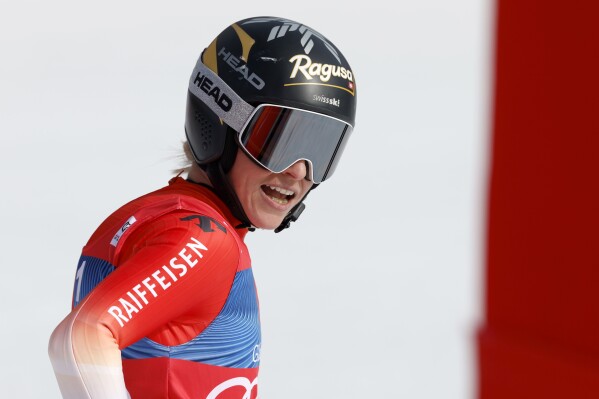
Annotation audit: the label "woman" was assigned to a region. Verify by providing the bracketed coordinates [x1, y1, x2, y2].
[49, 16, 357, 398]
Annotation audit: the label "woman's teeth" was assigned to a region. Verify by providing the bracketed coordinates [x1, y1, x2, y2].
[266, 185, 295, 196]
[262, 185, 295, 205]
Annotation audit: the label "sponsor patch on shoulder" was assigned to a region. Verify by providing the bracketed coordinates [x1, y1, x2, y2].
[110, 216, 137, 247]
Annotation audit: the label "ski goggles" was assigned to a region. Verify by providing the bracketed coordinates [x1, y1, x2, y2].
[189, 59, 353, 183]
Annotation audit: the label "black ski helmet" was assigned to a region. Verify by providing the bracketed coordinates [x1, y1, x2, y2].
[184, 16, 357, 231]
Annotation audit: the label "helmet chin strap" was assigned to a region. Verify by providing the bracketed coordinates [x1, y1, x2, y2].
[274, 202, 305, 233]
[274, 184, 317, 233]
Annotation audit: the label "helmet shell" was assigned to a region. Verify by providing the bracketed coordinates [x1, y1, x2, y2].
[185, 16, 356, 166]
[202, 16, 356, 125]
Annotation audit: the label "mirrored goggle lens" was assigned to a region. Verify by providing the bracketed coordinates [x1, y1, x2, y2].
[239, 106, 353, 183]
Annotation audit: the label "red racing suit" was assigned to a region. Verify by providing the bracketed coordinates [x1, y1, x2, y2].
[49, 177, 260, 399]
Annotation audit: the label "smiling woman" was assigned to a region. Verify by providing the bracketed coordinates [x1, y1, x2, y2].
[48, 15, 358, 399]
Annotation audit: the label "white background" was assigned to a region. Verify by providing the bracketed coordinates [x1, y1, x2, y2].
[0, 1, 492, 397]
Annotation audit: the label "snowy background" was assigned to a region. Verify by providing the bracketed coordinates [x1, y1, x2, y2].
[0, 0, 492, 397]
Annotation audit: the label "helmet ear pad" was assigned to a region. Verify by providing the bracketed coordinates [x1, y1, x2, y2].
[185, 90, 234, 166]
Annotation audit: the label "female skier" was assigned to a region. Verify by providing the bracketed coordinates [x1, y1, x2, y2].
[49, 16, 357, 398]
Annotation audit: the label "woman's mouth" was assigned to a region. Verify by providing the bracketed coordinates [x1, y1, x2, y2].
[261, 185, 296, 205]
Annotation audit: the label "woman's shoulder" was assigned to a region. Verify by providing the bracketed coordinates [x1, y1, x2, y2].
[82, 177, 245, 265]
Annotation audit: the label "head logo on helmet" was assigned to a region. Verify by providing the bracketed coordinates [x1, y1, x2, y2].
[191, 70, 233, 112]
[217, 47, 265, 90]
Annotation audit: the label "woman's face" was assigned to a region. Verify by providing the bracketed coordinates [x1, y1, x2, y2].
[229, 149, 314, 229]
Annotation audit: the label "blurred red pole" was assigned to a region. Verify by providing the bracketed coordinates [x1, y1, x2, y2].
[478, 1, 599, 398]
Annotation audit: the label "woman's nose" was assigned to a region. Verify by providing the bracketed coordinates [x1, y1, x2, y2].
[283, 160, 308, 180]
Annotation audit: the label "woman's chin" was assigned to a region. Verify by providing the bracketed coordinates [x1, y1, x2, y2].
[249, 214, 285, 230]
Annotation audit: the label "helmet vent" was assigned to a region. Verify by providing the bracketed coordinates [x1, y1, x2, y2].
[195, 111, 214, 150]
